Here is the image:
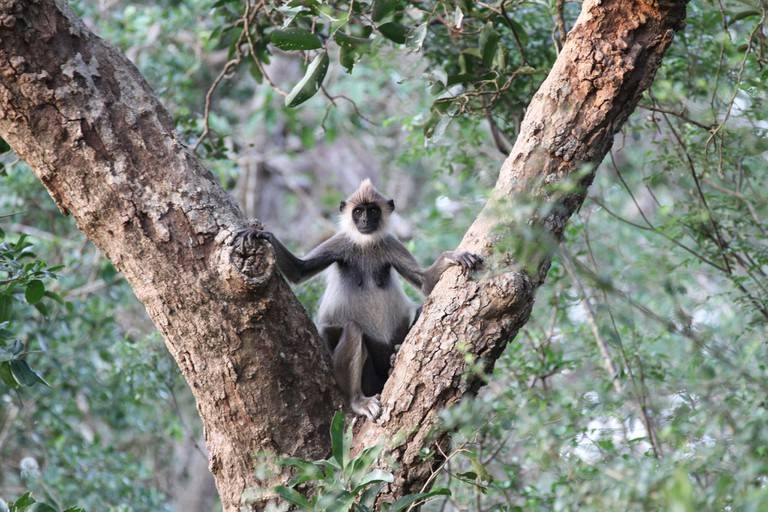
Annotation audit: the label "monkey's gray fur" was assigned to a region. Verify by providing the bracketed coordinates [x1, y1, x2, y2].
[234, 179, 482, 419]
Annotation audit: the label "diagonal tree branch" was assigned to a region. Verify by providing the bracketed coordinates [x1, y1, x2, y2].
[353, 0, 687, 500]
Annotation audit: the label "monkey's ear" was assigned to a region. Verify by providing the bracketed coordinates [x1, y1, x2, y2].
[387, 199, 395, 212]
[339, 201, 346, 212]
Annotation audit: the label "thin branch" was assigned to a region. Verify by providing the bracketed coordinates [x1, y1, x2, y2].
[638, 103, 715, 131]
[319, 85, 377, 126]
[500, 0, 529, 65]
[581, 219, 662, 458]
[559, 245, 621, 394]
[244, 2, 288, 98]
[485, 109, 513, 155]
[706, 13, 765, 146]
[658, 110, 733, 273]
[554, 0, 567, 52]
[193, 0, 269, 152]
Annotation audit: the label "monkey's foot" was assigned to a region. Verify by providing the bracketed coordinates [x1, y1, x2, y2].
[351, 395, 381, 420]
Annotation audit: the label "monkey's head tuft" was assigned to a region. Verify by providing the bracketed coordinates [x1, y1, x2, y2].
[339, 179, 395, 244]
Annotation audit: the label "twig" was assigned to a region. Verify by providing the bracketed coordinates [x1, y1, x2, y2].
[244, 2, 288, 97]
[559, 245, 621, 394]
[319, 85, 377, 125]
[500, 0, 529, 65]
[658, 110, 733, 274]
[554, 0, 566, 52]
[706, 13, 765, 146]
[638, 103, 715, 131]
[193, 1, 260, 152]
[192, 58, 242, 153]
[485, 109, 512, 155]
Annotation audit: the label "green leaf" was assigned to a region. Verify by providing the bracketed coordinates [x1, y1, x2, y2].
[334, 32, 371, 74]
[280, 456, 323, 486]
[0, 347, 13, 362]
[387, 488, 451, 511]
[10, 359, 49, 387]
[352, 469, 394, 494]
[10, 492, 35, 511]
[270, 28, 322, 51]
[33, 302, 48, 317]
[665, 469, 695, 512]
[340, 45, 355, 73]
[349, 444, 383, 476]
[285, 52, 329, 108]
[24, 280, 45, 304]
[406, 22, 427, 52]
[0, 137, 10, 154]
[378, 22, 408, 44]
[274, 486, 310, 508]
[479, 23, 500, 67]
[334, 32, 371, 49]
[358, 482, 385, 509]
[330, 410, 346, 468]
[0, 361, 20, 388]
[0, 294, 13, 323]
[372, 0, 398, 22]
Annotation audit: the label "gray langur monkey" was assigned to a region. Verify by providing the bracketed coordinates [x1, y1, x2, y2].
[234, 179, 482, 419]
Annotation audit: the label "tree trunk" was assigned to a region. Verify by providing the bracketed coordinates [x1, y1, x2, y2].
[0, 1, 343, 508]
[0, 0, 686, 509]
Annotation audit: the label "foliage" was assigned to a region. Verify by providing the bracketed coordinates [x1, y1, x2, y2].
[0, 232, 60, 391]
[245, 412, 450, 511]
[0, 0, 766, 510]
[1, 491, 84, 512]
[0, 166, 187, 508]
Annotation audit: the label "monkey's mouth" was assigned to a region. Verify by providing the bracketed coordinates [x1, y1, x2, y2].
[357, 226, 377, 234]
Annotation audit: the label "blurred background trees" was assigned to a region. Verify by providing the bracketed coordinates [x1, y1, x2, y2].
[0, 0, 766, 510]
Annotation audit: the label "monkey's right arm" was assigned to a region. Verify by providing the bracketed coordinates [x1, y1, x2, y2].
[388, 238, 482, 296]
[234, 228, 341, 284]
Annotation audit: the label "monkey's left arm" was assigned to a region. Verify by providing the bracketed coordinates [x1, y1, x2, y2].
[388, 238, 482, 296]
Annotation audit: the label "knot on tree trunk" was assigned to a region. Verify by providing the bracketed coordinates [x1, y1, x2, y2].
[215, 223, 276, 294]
[478, 269, 534, 321]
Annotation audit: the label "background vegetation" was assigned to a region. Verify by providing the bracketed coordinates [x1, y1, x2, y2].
[1, 0, 766, 510]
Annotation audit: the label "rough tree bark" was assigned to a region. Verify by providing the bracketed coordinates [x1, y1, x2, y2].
[0, 0, 686, 509]
[0, 0, 344, 508]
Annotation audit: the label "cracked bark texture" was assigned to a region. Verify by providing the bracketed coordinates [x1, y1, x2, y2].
[0, 0, 343, 509]
[352, 0, 686, 501]
[0, 0, 686, 509]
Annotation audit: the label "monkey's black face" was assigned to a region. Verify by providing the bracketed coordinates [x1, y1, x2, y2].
[352, 203, 382, 234]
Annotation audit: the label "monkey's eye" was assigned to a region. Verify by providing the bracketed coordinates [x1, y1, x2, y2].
[353, 207, 363, 216]
[370, 208, 380, 218]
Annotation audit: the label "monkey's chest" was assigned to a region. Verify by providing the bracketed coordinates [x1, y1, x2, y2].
[336, 261, 391, 289]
